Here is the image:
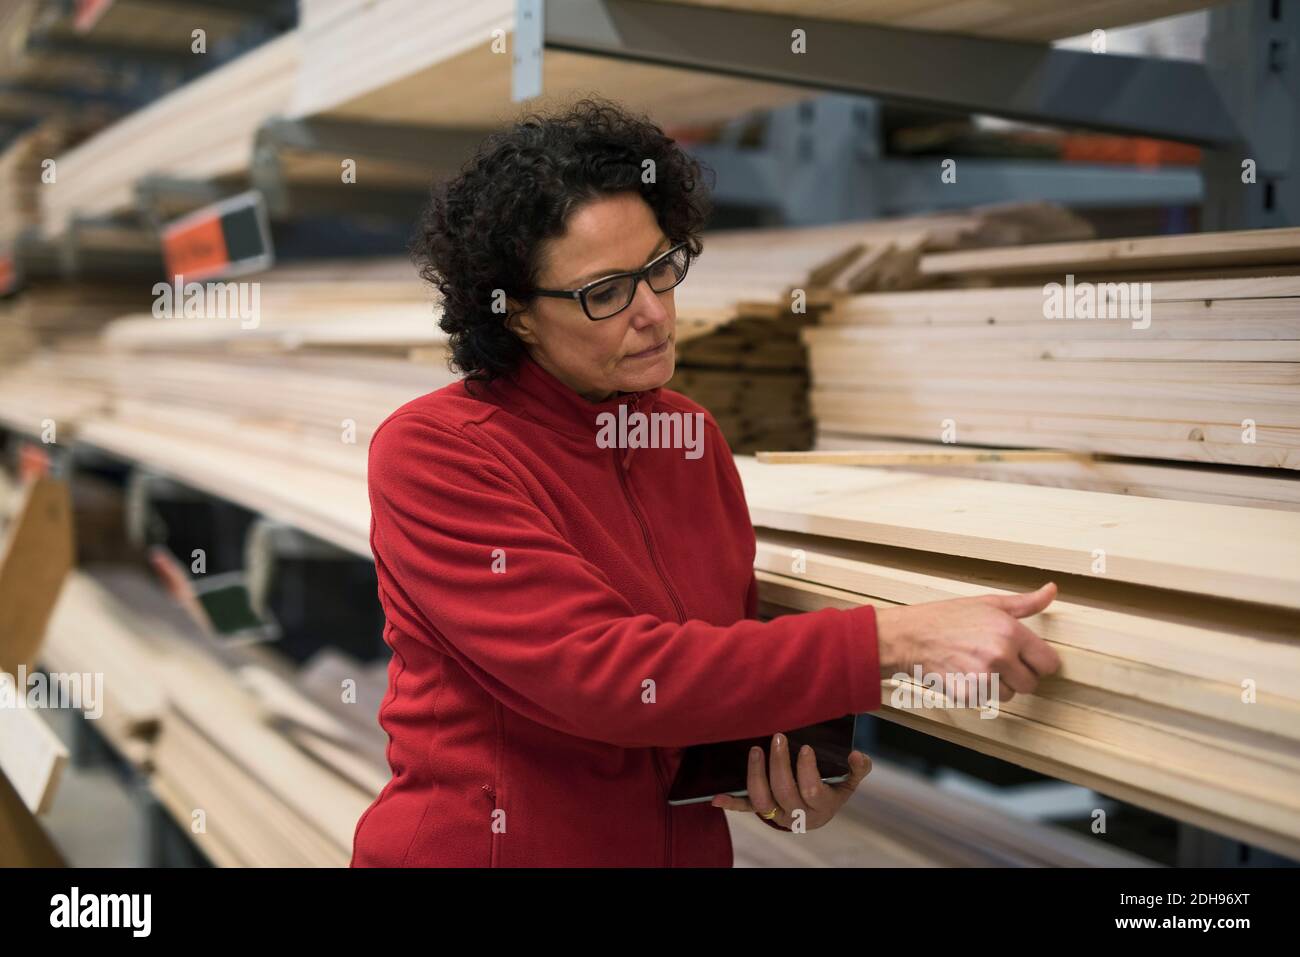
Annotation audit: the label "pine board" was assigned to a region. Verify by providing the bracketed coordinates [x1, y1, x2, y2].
[734, 454, 1300, 609]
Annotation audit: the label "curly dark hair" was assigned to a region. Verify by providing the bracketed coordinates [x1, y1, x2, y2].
[411, 97, 713, 384]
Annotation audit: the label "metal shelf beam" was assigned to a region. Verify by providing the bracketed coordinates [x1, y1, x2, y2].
[520, 0, 1242, 146]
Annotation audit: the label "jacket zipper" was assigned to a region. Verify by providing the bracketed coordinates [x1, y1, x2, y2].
[614, 398, 688, 624]
[612, 396, 685, 866]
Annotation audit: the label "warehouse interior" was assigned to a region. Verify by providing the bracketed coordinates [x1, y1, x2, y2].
[1, 0, 1298, 871]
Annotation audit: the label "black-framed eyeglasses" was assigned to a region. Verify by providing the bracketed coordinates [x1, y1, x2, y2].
[533, 242, 691, 321]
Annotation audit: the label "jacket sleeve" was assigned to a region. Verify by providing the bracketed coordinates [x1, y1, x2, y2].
[368, 412, 881, 750]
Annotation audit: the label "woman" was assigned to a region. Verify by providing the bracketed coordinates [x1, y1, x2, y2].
[351, 100, 1060, 868]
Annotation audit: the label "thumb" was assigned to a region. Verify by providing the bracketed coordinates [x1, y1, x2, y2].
[990, 582, 1057, 619]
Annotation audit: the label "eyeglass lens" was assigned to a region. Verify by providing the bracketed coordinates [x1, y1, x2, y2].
[584, 247, 689, 319]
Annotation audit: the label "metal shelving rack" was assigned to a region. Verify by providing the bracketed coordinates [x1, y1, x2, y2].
[512, 0, 1297, 229]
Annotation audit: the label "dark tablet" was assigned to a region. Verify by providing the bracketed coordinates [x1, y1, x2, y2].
[667, 714, 858, 806]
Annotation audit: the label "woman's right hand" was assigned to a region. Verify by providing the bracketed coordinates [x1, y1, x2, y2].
[874, 583, 1061, 703]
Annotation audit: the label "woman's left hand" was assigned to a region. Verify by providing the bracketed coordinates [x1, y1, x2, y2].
[710, 732, 872, 831]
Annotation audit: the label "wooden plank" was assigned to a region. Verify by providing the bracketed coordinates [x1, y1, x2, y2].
[813, 434, 1300, 512]
[41, 570, 170, 739]
[810, 399, 1300, 447]
[0, 694, 69, 816]
[152, 718, 348, 867]
[0, 474, 74, 826]
[757, 449, 1092, 466]
[734, 454, 1300, 608]
[147, 771, 245, 868]
[58, 567, 373, 866]
[810, 411, 1300, 471]
[811, 374, 1300, 410]
[806, 331, 1300, 361]
[0, 476, 74, 677]
[752, 536, 1300, 728]
[878, 700, 1300, 860]
[811, 316, 1300, 341]
[921, 227, 1300, 279]
[826, 277, 1300, 324]
[76, 418, 372, 557]
[809, 355, 1300, 388]
[0, 766, 66, 867]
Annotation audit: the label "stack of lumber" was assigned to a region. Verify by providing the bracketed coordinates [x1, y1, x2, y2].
[917, 225, 1300, 284]
[0, 309, 37, 368]
[730, 759, 1156, 867]
[0, 341, 446, 558]
[0, 122, 78, 250]
[291, 0, 810, 128]
[671, 238, 818, 451]
[0, 203, 1096, 455]
[0, 260, 458, 556]
[40, 565, 378, 867]
[809, 437, 1300, 512]
[0, 348, 439, 555]
[39, 31, 300, 237]
[0, 265, 431, 561]
[669, 203, 1093, 452]
[103, 257, 447, 354]
[650, 0, 1216, 42]
[0, 117, 54, 364]
[807, 227, 1300, 478]
[40, 567, 169, 768]
[236, 647, 391, 799]
[0, 282, 153, 347]
[736, 454, 1300, 860]
[675, 205, 1092, 323]
[0, 345, 113, 436]
[6, 201, 1091, 452]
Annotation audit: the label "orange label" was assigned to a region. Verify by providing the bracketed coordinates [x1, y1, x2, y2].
[163, 215, 229, 281]
[18, 443, 50, 480]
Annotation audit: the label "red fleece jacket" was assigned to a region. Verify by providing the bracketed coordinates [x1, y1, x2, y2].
[350, 353, 881, 867]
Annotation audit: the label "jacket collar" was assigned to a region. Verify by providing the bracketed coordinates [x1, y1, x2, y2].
[479, 352, 664, 466]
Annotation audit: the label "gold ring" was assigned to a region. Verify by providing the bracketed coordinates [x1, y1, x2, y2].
[759, 808, 779, 820]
